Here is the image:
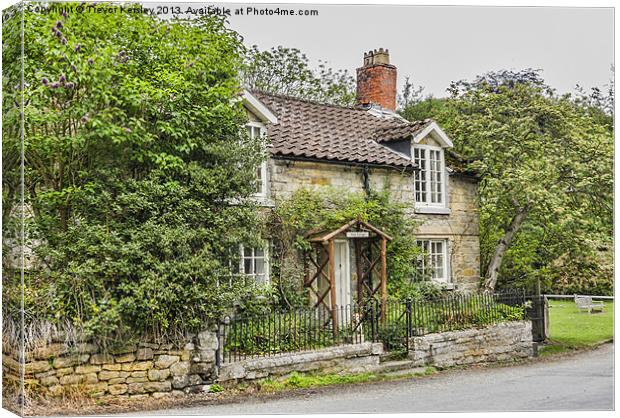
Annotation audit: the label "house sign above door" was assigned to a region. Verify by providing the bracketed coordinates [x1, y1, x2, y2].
[346, 231, 370, 238]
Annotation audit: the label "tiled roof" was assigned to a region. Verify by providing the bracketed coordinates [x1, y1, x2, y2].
[373, 120, 433, 142]
[250, 91, 421, 169]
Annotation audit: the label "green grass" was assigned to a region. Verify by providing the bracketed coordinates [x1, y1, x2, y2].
[257, 367, 437, 393]
[539, 300, 613, 357]
[260, 372, 377, 391]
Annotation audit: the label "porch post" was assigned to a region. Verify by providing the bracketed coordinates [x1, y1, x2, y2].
[380, 237, 388, 322]
[328, 239, 338, 336]
[354, 239, 363, 304]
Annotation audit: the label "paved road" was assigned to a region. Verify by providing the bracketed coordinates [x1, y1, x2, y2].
[144, 344, 614, 414]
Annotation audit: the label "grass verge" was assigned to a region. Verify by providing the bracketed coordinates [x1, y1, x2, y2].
[539, 300, 613, 357]
[257, 367, 437, 393]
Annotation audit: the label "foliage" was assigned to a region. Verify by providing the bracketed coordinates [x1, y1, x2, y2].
[398, 76, 426, 108]
[2, 3, 267, 343]
[399, 69, 613, 293]
[392, 281, 444, 302]
[242, 45, 356, 106]
[259, 371, 378, 392]
[574, 65, 614, 130]
[269, 187, 422, 306]
[257, 367, 437, 393]
[414, 302, 525, 333]
[209, 384, 224, 393]
[398, 76, 447, 121]
[399, 96, 447, 122]
[408, 296, 525, 334]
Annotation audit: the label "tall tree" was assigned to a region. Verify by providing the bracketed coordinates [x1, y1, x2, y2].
[402, 70, 613, 292]
[242, 45, 356, 106]
[3, 3, 266, 340]
[397, 76, 448, 121]
[574, 65, 614, 131]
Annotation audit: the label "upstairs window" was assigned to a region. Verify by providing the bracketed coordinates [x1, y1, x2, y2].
[247, 123, 267, 197]
[415, 239, 449, 283]
[413, 146, 445, 207]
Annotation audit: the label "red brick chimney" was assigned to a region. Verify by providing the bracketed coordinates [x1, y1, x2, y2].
[356, 48, 397, 111]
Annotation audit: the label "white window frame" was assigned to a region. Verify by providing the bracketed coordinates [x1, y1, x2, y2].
[238, 243, 270, 285]
[413, 144, 447, 209]
[246, 121, 268, 198]
[415, 238, 450, 284]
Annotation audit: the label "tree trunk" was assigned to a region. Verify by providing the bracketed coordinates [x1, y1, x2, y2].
[482, 207, 529, 292]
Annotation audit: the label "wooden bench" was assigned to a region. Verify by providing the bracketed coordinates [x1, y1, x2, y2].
[574, 295, 605, 314]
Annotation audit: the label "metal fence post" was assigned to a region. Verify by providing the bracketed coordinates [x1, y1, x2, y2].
[215, 320, 222, 368]
[405, 299, 412, 351]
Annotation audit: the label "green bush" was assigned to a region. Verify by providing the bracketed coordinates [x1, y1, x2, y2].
[2, 3, 265, 343]
[393, 281, 444, 302]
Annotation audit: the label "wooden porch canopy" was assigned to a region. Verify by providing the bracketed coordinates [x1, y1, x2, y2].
[303, 218, 393, 330]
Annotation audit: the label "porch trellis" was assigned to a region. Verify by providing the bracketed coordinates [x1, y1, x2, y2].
[303, 218, 393, 335]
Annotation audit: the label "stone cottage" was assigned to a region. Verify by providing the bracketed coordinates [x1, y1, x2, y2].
[239, 48, 480, 306]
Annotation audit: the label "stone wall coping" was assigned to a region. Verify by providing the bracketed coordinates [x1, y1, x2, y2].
[220, 342, 383, 372]
[410, 320, 530, 343]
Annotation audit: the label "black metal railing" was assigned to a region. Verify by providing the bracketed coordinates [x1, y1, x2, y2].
[408, 290, 527, 336]
[219, 291, 528, 363]
[220, 303, 378, 363]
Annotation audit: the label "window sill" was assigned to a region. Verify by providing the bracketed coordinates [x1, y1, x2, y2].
[250, 195, 275, 207]
[414, 206, 451, 215]
[431, 281, 455, 290]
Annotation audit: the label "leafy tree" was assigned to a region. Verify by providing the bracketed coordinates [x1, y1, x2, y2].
[402, 70, 613, 292]
[242, 45, 356, 106]
[397, 76, 448, 121]
[398, 76, 425, 108]
[399, 96, 447, 122]
[3, 3, 267, 342]
[574, 65, 614, 131]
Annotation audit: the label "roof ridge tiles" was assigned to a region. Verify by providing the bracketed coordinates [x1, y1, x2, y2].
[249, 89, 364, 112]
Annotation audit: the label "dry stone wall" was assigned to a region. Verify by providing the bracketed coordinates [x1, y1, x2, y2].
[408, 321, 534, 368]
[3, 328, 219, 399]
[217, 342, 384, 384]
[4, 321, 534, 401]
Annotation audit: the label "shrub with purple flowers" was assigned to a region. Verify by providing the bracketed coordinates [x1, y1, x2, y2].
[3, 2, 263, 343]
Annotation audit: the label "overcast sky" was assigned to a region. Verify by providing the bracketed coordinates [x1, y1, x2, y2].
[196, 4, 614, 98]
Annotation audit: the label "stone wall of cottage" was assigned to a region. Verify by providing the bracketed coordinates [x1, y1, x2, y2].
[268, 159, 480, 291]
[2, 329, 219, 400]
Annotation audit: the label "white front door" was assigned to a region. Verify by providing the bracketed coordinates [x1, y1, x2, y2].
[333, 240, 351, 309]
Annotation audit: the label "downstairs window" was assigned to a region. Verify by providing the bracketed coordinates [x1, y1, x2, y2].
[415, 239, 449, 283]
[233, 244, 270, 285]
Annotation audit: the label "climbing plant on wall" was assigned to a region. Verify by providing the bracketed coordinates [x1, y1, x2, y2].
[268, 188, 427, 307]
